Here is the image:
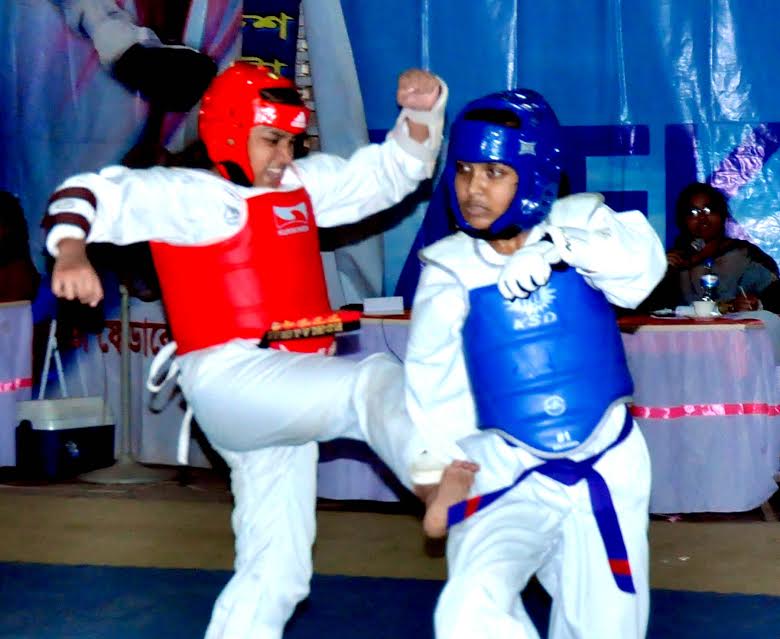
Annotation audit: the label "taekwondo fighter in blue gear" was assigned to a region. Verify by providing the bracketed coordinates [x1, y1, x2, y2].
[405, 90, 666, 639]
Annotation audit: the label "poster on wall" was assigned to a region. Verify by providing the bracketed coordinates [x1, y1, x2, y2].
[338, 1, 780, 299]
[0, 0, 242, 269]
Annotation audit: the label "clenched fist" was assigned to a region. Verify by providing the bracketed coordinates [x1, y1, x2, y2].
[497, 240, 561, 300]
[51, 238, 104, 307]
[397, 69, 441, 111]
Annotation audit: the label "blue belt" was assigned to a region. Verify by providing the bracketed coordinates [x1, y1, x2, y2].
[448, 410, 636, 594]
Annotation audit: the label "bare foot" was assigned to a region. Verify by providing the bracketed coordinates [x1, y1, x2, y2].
[422, 460, 478, 538]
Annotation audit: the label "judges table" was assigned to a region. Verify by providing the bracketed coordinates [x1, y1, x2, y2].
[45, 302, 780, 513]
[619, 314, 780, 513]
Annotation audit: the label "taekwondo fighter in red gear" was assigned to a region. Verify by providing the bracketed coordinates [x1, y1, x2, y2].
[44, 61, 448, 639]
[405, 90, 666, 639]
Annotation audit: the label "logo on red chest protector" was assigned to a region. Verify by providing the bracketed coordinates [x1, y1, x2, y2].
[273, 202, 310, 236]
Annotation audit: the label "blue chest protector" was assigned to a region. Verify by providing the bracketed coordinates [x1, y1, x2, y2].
[462, 266, 632, 457]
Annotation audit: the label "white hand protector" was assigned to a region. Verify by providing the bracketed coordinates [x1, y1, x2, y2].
[390, 78, 448, 161]
[546, 225, 605, 273]
[497, 240, 561, 299]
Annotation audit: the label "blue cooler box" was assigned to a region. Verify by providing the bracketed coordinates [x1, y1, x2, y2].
[16, 397, 115, 481]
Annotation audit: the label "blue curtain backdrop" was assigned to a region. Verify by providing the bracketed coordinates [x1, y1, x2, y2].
[336, 0, 780, 300]
[3, 1, 780, 300]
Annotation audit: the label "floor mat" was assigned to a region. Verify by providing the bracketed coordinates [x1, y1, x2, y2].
[0, 562, 778, 638]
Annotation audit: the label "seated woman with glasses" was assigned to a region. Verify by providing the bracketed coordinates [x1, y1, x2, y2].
[643, 182, 780, 313]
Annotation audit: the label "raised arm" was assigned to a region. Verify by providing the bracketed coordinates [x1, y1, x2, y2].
[296, 70, 448, 227]
[394, 68, 446, 149]
[544, 193, 667, 308]
[496, 194, 666, 308]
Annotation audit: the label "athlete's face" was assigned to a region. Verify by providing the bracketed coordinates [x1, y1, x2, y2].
[247, 125, 295, 188]
[454, 161, 518, 229]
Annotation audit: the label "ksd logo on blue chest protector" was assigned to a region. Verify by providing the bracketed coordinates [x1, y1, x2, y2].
[461, 266, 633, 457]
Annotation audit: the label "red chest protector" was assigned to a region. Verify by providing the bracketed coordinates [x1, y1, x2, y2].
[149, 187, 335, 354]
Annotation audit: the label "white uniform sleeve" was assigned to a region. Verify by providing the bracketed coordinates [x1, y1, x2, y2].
[45, 166, 244, 256]
[293, 83, 447, 228]
[545, 194, 667, 308]
[404, 264, 479, 462]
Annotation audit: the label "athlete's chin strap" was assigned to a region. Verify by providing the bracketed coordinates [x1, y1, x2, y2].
[146, 340, 193, 465]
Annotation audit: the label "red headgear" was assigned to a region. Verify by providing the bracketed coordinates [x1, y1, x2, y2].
[198, 62, 310, 185]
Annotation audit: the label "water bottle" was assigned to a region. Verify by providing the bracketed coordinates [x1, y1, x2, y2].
[700, 259, 719, 301]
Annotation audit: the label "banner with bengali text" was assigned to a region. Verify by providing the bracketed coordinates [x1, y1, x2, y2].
[239, 0, 300, 79]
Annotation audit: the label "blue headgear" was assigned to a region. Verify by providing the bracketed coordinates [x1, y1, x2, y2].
[445, 89, 562, 238]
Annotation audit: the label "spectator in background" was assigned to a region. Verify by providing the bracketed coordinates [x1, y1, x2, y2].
[407, 89, 665, 639]
[0, 191, 40, 303]
[643, 182, 780, 313]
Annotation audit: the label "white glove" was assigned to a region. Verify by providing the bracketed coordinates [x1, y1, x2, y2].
[546, 225, 604, 272]
[497, 240, 561, 299]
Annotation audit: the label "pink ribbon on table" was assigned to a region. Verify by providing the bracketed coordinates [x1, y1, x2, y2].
[0, 377, 32, 393]
[630, 402, 780, 419]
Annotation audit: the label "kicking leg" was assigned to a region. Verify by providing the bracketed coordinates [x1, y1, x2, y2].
[419, 460, 479, 538]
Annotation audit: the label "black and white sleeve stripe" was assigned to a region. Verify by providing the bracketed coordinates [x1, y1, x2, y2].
[42, 187, 97, 235]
